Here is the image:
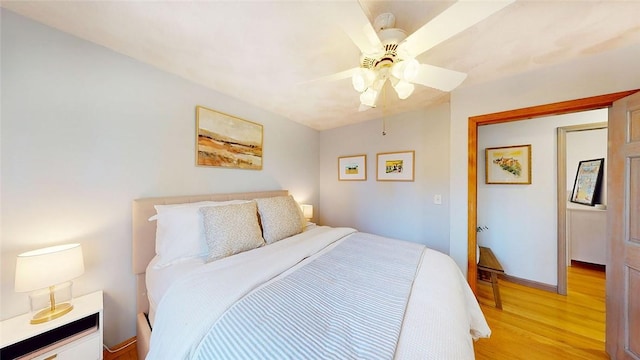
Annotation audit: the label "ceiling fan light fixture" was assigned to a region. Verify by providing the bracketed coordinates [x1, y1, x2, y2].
[352, 68, 375, 93]
[358, 103, 373, 112]
[360, 88, 379, 107]
[391, 59, 419, 82]
[392, 80, 415, 100]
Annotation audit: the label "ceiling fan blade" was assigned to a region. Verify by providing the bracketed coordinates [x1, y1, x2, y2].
[400, 0, 514, 58]
[300, 68, 359, 84]
[326, 1, 383, 55]
[412, 64, 467, 92]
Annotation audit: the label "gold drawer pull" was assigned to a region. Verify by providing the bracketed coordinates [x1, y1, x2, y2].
[44, 355, 57, 360]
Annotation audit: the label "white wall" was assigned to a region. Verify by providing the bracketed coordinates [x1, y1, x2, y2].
[477, 109, 607, 286]
[449, 43, 640, 276]
[319, 104, 451, 254]
[0, 11, 319, 346]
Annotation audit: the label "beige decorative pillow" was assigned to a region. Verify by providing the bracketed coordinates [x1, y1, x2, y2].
[200, 201, 265, 262]
[255, 195, 305, 244]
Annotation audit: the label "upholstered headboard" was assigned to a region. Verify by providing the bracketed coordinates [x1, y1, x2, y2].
[131, 189, 288, 314]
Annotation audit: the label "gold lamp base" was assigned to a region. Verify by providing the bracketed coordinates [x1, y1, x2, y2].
[30, 302, 73, 324]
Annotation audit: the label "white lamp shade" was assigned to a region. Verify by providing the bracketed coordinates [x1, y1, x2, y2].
[352, 68, 375, 93]
[301, 204, 313, 219]
[391, 59, 419, 81]
[392, 80, 415, 100]
[15, 243, 85, 293]
[360, 88, 379, 107]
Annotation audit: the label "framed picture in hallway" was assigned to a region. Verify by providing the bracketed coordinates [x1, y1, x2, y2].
[376, 151, 415, 181]
[485, 144, 531, 184]
[570, 158, 604, 206]
[338, 154, 367, 181]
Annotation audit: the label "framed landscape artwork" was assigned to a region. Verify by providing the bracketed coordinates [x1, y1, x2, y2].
[485, 144, 532, 184]
[338, 154, 366, 181]
[196, 105, 263, 170]
[376, 151, 415, 181]
[570, 158, 604, 206]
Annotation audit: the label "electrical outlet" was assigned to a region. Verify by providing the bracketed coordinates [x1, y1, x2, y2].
[434, 194, 442, 205]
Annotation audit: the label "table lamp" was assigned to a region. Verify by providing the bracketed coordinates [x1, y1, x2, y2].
[15, 243, 85, 324]
[300, 204, 313, 221]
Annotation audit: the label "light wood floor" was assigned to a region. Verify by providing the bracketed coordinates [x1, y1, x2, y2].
[474, 264, 607, 360]
[103, 337, 137, 360]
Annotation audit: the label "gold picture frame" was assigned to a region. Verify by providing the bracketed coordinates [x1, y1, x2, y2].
[196, 105, 263, 170]
[376, 151, 415, 181]
[338, 154, 367, 181]
[485, 144, 531, 184]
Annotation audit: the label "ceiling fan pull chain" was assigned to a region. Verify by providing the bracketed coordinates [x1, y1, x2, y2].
[382, 84, 387, 136]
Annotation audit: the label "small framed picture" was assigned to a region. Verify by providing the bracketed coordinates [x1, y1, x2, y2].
[570, 158, 604, 206]
[338, 154, 367, 181]
[376, 151, 415, 181]
[485, 144, 532, 184]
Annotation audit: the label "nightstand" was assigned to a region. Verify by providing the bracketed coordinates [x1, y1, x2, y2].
[1, 290, 103, 360]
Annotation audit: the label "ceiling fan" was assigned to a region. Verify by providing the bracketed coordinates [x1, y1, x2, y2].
[322, 0, 514, 110]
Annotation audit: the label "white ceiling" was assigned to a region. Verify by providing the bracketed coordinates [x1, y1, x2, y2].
[3, 1, 640, 130]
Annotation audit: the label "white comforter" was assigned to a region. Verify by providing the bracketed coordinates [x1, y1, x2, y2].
[147, 226, 490, 359]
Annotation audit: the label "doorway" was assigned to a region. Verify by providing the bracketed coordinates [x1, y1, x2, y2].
[466, 90, 637, 294]
[558, 122, 607, 295]
[474, 112, 607, 294]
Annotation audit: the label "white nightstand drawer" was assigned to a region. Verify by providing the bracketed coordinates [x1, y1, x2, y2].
[32, 332, 101, 360]
[21, 331, 102, 360]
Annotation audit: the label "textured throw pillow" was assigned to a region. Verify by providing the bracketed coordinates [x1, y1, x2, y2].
[152, 200, 249, 268]
[254, 195, 305, 244]
[200, 201, 265, 262]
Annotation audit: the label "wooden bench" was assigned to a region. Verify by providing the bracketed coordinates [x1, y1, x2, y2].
[478, 246, 505, 309]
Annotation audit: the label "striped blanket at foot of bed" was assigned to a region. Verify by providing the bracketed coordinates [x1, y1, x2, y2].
[195, 232, 425, 360]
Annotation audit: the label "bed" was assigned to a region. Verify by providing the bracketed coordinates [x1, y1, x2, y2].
[132, 190, 490, 359]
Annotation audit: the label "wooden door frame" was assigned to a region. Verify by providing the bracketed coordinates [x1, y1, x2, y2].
[467, 90, 638, 293]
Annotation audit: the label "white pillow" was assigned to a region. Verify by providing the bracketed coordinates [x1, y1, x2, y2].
[152, 200, 249, 268]
[200, 201, 265, 262]
[149, 201, 216, 222]
[254, 195, 305, 244]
